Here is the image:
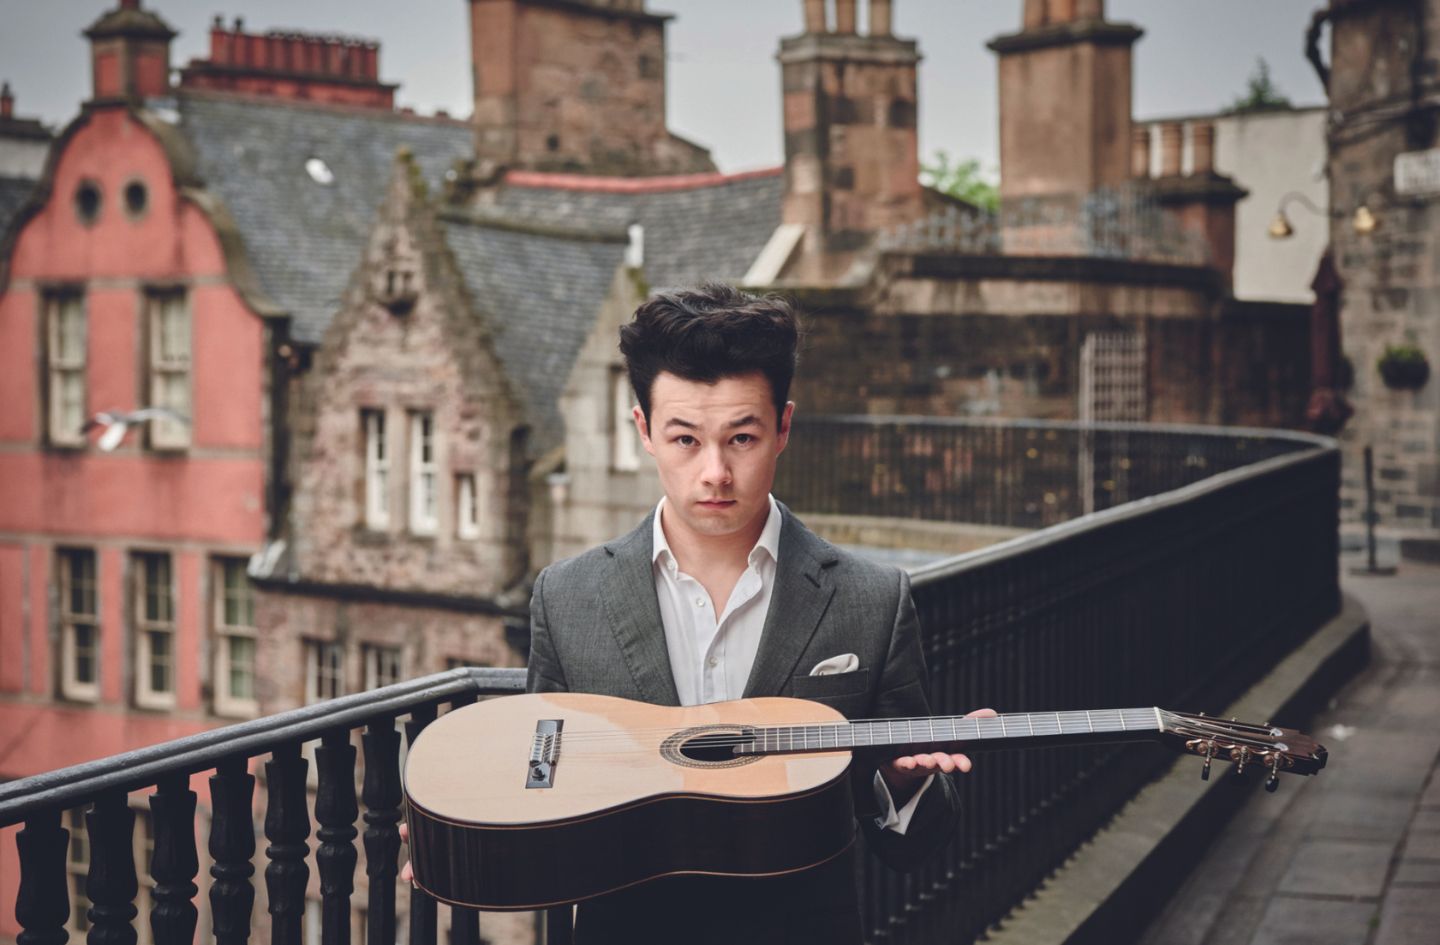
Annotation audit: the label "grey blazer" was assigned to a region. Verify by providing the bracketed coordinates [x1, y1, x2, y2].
[527, 503, 960, 945]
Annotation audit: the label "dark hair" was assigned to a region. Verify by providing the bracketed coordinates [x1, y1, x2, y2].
[618, 283, 801, 425]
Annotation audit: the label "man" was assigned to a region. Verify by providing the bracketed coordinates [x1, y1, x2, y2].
[524, 284, 993, 944]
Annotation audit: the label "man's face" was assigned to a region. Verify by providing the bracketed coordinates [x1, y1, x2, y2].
[634, 371, 793, 543]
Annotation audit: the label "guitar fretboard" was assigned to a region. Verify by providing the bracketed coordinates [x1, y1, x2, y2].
[734, 708, 1161, 755]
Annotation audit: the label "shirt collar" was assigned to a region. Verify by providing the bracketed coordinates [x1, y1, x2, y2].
[652, 494, 782, 571]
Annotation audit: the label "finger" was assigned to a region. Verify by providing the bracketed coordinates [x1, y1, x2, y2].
[932, 753, 955, 774]
[965, 708, 998, 719]
[952, 753, 973, 774]
[913, 754, 937, 771]
[892, 756, 917, 773]
[400, 862, 414, 884]
[399, 823, 409, 841]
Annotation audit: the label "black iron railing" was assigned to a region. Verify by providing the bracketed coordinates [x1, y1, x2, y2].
[2, 419, 1340, 945]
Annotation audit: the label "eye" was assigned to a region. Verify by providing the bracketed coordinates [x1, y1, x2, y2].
[675, 435, 698, 447]
[732, 433, 755, 445]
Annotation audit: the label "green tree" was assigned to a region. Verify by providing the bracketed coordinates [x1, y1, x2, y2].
[920, 151, 999, 211]
[1226, 58, 1292, 114]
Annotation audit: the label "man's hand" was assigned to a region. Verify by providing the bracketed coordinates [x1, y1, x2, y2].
[879, 707, 998, 807]
[399, 822, 413, 885]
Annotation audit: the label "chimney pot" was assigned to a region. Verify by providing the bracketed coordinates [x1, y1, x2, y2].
[1076, 0, 1104, 18]
[870, 0, 893, 36]
[1048, 0, 1078, 23]
[119, 0, 141, 10]
[835, 0, 857, 34]
[1191, 121, 1216, 175]
[1, 82, 13, 120]
[1131, 125, 1150, 178]
[803, 0, 826, 33]
[1023, 0, 1047, 29]
[1159, 121, 1184, 177]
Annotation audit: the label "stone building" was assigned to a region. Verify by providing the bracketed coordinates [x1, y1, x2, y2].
[1321, 0, 1440, 549]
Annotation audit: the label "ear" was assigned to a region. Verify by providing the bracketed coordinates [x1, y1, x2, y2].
[633, 404, 656, 457]
[775, 401, 795, 455]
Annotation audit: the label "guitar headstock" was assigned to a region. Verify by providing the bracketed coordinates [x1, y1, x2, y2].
[1158, 710, 1328, 792]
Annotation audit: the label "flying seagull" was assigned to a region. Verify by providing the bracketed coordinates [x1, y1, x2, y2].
[81, 408, 190, 451]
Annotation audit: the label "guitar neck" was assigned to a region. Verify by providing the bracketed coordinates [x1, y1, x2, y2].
[735, 708, 1164, 756]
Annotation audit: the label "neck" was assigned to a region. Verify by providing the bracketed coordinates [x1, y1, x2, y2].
[659, 500, 769, 574]
[734, 708, 1163, 756]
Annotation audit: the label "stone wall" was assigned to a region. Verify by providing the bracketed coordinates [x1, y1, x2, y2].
[787, 255, 1310, 428]
[1328, 0, 1440, 536]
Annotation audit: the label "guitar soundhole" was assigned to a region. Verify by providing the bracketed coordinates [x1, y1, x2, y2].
[661, 726, 761, 769]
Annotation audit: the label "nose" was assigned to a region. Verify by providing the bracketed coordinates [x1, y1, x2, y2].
[700, 443, 731, 488]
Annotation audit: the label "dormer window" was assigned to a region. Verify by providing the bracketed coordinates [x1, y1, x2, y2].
[381, 266, 417, 315]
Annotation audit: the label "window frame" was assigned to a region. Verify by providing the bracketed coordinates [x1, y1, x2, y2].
[455, 472, 480, 540]
[304, 639, 344, 705]
[132, 551, 177, 710]
[43, 288, 87, 449]
[144, 287, 191, 451]
[362, 409, 390, 531]
[212, 556, 258, 718]
[56, 547, 101, 703]
[408, 410, 438, 536]
[361, 643, 403, 691]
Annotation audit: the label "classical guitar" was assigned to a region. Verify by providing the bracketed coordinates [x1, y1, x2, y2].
[402, 692, 1326, 910]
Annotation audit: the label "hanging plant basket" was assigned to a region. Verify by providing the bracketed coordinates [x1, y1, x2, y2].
[1377, 344, 1430, 390]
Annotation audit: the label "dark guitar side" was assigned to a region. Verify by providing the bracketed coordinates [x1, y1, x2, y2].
[406, 772, 856, 910]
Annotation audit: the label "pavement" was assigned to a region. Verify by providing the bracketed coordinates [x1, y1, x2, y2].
[1138, 553, 1440, 945]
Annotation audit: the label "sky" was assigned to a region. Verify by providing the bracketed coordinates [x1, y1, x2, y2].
[0, 1, 1327, 175]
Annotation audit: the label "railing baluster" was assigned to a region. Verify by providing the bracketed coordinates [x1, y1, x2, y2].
[404, 706, 438, 945]
[265, 744, 311, 945]
[16, 809, 70, 945]
[84, 793, 136, 945]
[362, 720, 402, 945]
[209, 757, 256, 945]
[315, 730, 358, 945]
[147, 776, 198, 945]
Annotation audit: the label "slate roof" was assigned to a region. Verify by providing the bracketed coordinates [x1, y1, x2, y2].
[0, 176, 37, 236]
[442, 216, 627, 454]
[488, 168, 784, 292]
[173, 91, 474, 343]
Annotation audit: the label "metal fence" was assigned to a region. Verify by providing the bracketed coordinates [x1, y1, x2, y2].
[1, 419, 1339, 945]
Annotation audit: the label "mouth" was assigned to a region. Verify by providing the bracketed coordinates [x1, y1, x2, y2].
[696, 499, 737, 510]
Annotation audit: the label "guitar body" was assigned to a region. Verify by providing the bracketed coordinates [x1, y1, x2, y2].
[404, 693, 856, 910]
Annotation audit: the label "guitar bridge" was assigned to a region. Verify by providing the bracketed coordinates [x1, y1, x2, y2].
[526, 719, 563, 789]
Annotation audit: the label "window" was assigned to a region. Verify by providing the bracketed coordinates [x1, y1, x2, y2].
[362, 410, 389, 530]
[133, 552, 175, 709]
[362, 644, 403, 691]
[408, 411, 437, 535]
[66, 809, 91, 936]
[57, 548, 100, 702]
[304, 640, 344, 704]
[456, 473, 480, 539]
[213, 558, 257, 717]
[612, 367, 640, 471]
[146, 290, 190, 449]
[45, 290, 86, 447]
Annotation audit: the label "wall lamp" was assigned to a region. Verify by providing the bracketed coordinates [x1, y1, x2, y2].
[1269, 190, 1381, 239]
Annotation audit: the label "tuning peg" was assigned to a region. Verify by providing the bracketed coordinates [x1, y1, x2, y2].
[1265, 755, 1281, 793]
[1200, 742, 1214, 781]
[1234, 746, 1250, 776]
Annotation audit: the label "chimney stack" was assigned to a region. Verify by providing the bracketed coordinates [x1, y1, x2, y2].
[989, 1, 1142, 199]
[83, 0, 176, 104]
[779, 0, 923, 268]
[1, 82, 12, 120]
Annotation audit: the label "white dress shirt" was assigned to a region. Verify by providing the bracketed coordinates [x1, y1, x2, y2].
[651, 495, 933, 833]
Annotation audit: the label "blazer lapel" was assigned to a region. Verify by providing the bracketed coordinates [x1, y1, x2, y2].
[742, 505, 838, 699]
[597, 513, 682, 707]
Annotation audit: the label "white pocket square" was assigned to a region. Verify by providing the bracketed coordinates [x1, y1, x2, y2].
[809, 653, 860, 676]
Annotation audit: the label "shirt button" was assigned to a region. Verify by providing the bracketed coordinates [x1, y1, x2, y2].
[695, 597, 706, 608]
[707, 656, 718, 668]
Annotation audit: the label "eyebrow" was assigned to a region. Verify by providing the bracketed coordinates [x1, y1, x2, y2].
[663, 415, 765, 431]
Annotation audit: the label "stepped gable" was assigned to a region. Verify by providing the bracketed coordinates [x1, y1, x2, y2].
[489, 167, 784, 291]
[173, 90, 472, 343]
[440, 213, 627, 454]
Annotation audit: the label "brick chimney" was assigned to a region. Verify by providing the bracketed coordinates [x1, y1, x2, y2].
[1136, 118, 1247, 287]
[988, 0, 1141, 199]
[178, 17, 396, 109]
[779, 0, 924, 254]
[467, 0, 714, 176]
[83, 0, 177, 104]
[0, 82, 12, 120]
